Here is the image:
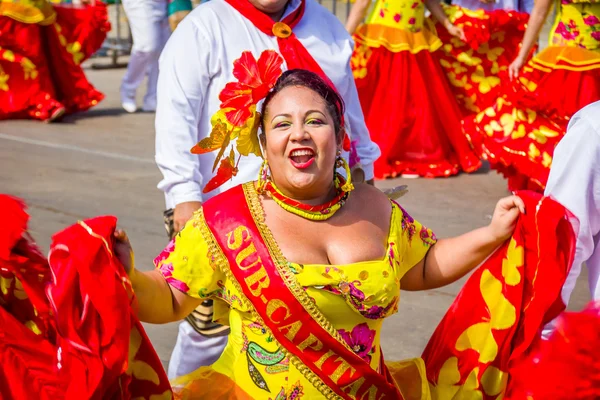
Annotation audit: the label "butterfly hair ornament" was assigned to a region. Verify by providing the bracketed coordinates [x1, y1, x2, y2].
[190, 49, 283, 193]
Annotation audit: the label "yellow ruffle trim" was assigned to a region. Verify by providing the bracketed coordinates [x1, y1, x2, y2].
[0, 2, 55, 25]
[531, 46, 600, 72]
[353, 21, 443, 54]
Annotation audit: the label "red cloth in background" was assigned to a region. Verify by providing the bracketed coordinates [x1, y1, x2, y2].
[0, 2, 109, 121]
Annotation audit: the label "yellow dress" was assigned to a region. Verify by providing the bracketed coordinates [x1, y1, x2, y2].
[352, 0, 442, 56]
[155, 197, 437, 399]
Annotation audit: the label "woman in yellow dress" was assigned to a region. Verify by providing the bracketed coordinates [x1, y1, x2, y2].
[112, 69, 528, 399]
[465, 0, 600, 191]
[346, 0, 483, 179]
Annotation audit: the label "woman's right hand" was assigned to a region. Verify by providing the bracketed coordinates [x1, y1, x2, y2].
[114, 229, 135, 276]
[508, 55, 526, 80]
[444, 21, 467, 42]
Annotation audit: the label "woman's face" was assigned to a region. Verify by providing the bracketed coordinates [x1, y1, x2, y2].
[262, 85, 340, 199]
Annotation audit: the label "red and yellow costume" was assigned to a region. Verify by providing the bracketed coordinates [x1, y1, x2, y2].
[0, 186, 577, 399]
[0, 0, 109, 121]
[351, 0, 481, 179]
[350, 0, 530, 179]
[465, 0, 600, 192]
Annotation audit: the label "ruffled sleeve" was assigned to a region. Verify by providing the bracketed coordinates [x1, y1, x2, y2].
[389, 201, 437, 280]
[154, 210, 224, 300]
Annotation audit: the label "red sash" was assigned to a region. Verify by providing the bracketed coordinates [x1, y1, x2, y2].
[224, 0, 332, 85]
[202, 183, 403, 400]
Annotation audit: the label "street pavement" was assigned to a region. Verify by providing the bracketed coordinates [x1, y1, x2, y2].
[0, 61, 590, 369]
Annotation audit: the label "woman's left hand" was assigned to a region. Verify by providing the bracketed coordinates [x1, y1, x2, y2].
[488, 195, 526, 243]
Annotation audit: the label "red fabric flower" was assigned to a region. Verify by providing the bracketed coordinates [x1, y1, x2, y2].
[219, 50, 284, 127]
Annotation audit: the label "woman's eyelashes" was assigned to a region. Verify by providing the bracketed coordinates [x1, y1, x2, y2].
[271, 116, 326, 130]
[306, 118, 324, 125]
[273, 121, 291, 129]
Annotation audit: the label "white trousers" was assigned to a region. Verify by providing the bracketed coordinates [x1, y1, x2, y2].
[121, 0, 170, 107]
[167, 320, 229, 379]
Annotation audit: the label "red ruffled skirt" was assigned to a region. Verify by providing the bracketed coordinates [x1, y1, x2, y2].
[0, 3, 109, 121]
[434, 6, 531, 116]
[465, 46, 600, 192]
[353, 43, 481, 179]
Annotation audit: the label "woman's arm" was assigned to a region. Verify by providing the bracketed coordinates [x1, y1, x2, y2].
[401, 196, 525, 290]
[114, 230, 202, 324]
[508, 0, 553, 79]
[424, 0, 466, 41]
[130, 268, 202, 323]
[345, 0, 371, 34]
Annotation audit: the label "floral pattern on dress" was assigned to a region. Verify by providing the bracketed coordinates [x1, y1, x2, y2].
[394, 203, 417, 242]
[370, 0, 426, 32]
[323, 279, 397, 319]
[338, 323, 377, 363]
[551, 0, 600, 50]
[420, 226, 438, 246]
[153, 238, 175, 266]
[158, 262, 190, 293]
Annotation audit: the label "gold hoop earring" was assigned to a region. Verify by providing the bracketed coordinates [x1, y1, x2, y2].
[335, 153, 354, 193]
[257, 159, 270, 193]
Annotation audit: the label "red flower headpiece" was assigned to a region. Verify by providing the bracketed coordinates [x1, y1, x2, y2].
[191, 50, 283, 193]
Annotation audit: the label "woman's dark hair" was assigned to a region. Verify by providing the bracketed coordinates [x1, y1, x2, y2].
[260, 69, 345, 140]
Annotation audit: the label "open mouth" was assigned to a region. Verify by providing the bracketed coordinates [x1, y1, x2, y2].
[288, 148, 315, 169]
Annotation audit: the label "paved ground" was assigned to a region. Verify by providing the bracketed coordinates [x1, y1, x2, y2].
[0, 61, 590, 369]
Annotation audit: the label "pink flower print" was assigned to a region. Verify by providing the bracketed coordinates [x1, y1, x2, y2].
[339, 280, 366, 302]
[159, 262, 190, 293]
[379, 9, 385, 18]
[568, 20, 577, 30]
[338, 323, 376, 363]
[583, 15, 600, 26]
[409, 17, 416, 25]
[420, 226, 437, 246]
[363, 302, 395, 319]
[153, 239, 176, 266]
[393, 13, 402, 23]
[555, 22, 576, 40]
[388, 243, 396, 263]
[411, 2, 419, 8]
[592, 31, 600, 41]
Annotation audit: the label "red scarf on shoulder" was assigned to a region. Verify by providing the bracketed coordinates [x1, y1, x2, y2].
[224, 0, 331, 83]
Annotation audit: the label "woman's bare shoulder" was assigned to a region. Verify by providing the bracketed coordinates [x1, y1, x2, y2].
[349, 183, 393, 218]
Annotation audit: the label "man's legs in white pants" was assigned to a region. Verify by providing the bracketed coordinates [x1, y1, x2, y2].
[167, 320, 229, 379]
[120, 0, 170, 112]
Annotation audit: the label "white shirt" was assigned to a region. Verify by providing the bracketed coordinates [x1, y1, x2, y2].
[544, 101, 600, 304]
[155, 0, 381, 208]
